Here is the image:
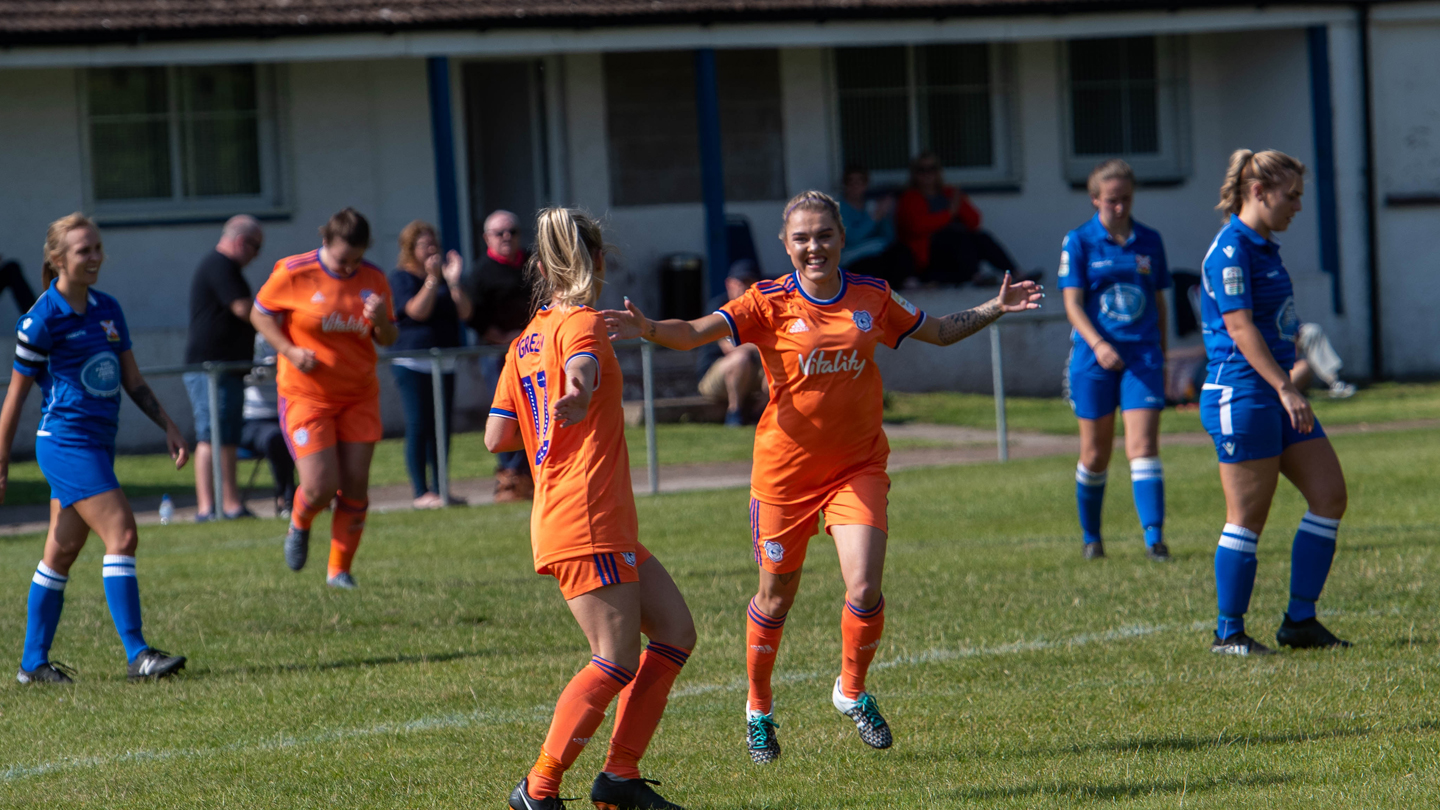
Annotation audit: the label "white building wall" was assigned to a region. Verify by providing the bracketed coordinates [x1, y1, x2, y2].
[1369, 4, 1440, 377]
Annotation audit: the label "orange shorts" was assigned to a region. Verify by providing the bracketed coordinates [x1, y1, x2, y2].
[549, 543, 654, 600]
[278, 393, 383, 459]
[750, 470, 890, 574]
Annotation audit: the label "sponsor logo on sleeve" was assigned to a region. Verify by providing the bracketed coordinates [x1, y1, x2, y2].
[889, 290, 916, 315]
[1222, 266, 1244, 296]
[1059, 250, 1071, 278]
[22, 318, 32, 330]
[852, 310, 873, 332]
[1223, 245, 1236, 258]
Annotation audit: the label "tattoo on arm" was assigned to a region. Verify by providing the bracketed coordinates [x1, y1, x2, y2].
[934, 301, 1003, 346]
[127, 384, 168, 429]
[646, 321, 656, 339]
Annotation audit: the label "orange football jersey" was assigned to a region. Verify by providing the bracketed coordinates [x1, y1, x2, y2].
[719, 271, 926, 504]
[491, 306, 638, 572]
[255, 249, 394, 403]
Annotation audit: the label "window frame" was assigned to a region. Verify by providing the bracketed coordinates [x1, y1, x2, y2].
[829, 43, 1021, 191]
[1059, 35, 1191, 186]
[78, 63, 291, 225]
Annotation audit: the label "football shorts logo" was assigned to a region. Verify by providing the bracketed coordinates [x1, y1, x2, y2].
[1223, 245, 1236, 258]
[1276, 295, 1299, 342]
[311, 291, 326, 303]
[1222, 266, 1244, 296]
[1059, 250, 1071, 278]
[788, 319, 810, 334]
[1223, 441, 1236, 456]
[100, 319, 120, 342]
[293, 427, 310, 446]
[889, 289, 917, 315]
[764, 541, 784, 563]
[621, 552, 636, 567]
[1099, 283, 1147, 325]
[1136, 255, 1152, 274]
[852, 310, 873, 332]
[79, 352, 121, 397]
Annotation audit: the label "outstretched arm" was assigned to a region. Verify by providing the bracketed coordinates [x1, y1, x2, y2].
[601, 298, 731, 351]
[910, 273, 1043, 346]
[0, 371, 36, 503]
[119, 351, 189, 469]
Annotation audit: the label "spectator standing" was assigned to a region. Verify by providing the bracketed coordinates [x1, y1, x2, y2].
[183, 215, 263, 521]
[465, 209, 534, 502]
[895, 152, 1022, 286]
[838, 165, 911, 287]
[696, 261, 765, 426]
[239, 335, 296, 519]
[389, 220, 473, 509]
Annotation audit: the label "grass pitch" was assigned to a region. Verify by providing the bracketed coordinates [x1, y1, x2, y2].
[1, 426, 1437, 808]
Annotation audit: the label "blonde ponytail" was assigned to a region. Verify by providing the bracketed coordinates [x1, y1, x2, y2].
[1217, 149, 1306, 215]
[42, 212, 99, 289]
[530, 208, 608, 310]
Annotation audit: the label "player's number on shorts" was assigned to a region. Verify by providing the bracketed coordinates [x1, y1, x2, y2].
[520, 371, 552, 466]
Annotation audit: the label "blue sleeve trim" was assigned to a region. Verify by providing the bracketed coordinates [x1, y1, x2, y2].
[716, 309, 741, 345]
[894, 311, 927, 348]
[489, 408, 518, 420]
[566, 351, 601, 386]
[254, 299, 281, 316]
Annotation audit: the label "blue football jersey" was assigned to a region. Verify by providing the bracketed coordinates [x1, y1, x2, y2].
[13, 283, 132, 446]
[1058, 215, 1170, 345]
[1200, 215, 1299, 388]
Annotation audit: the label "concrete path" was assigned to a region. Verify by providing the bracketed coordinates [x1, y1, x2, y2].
[0, 418, 1430, 537]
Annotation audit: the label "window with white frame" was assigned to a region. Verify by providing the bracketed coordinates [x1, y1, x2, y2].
[834, 44, 1017, 188]
[1061, 36, 1189, 185]
[84, 64, 286, 219]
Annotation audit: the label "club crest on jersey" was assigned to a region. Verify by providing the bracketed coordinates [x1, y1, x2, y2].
[360, 289, 374, 301]
[1223, 266, 1244, 296]
[799, 348, 865, 379]
[293, 427, 310, 447]
[788, 319, 810, 334]
[764, 541, 784, 563]
[100, 320, 120, 341]
[889, 289, 916, 315]
[852, 310, 873, 332]
[1136, 255, 1152, 274]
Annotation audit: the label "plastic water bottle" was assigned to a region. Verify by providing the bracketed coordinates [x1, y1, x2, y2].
[158, 494, 174, 526]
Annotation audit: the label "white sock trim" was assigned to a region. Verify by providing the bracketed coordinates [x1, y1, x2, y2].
[1129, 456, 1163, 481]
[102, 555, 137, 578]
[33, 562, 68, 591]
[1076, 462, 1108, 487]
[1300, 512, 1340, 540]
[1219, 523, 1259, 554]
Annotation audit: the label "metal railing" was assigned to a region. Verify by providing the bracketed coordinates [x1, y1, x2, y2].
[95, 339, 663, 506]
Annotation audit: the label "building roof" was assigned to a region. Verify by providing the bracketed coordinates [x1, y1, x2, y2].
[0, 0, 1364, 46]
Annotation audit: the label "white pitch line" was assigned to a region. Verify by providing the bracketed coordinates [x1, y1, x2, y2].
[2, 621, 1184, 782]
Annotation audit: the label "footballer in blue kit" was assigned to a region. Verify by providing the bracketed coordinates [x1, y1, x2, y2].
[1059, 160, 1170, 561]
[1198, 150, 1350, 656]
[0, 214, 191, 683]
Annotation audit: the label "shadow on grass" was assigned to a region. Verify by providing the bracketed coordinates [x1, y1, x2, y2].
[193, 648, 493, 678]
[952, 771, 1293, 801]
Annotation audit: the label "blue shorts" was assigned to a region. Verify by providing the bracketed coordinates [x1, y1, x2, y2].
[1200, 383, 1327, 463]
[184, 371, 245, 446]
[36, 438, 119, 509]
[1066, 340, 1165, 419]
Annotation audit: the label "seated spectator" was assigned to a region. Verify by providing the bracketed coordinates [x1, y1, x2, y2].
[697, 261, 767, 426]
[239, 336, 296, 518]
[0, 253, 37, 313]
[896, 151, 1026, 286]
[464, 210, 534, 502]
[389, 220, 472, 509]
[1293, 322, 1356, 399]
[838, 164, 913, 287]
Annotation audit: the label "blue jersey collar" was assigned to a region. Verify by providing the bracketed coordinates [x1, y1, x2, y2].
[792, 270, 846, 305]
[1084, 213, 1137, 246]
[44, 280, 96, 316]
[1229, 214, 1279, 248]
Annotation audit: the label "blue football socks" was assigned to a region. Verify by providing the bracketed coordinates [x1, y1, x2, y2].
[22, 562, 68, 672]
[1215, 524, 1259, 638]
[1129, 457, 1165, 547]
[1288, 512, 1340, 621]
[102, 555, 148, 662]
[1075, 462, 1107, 546]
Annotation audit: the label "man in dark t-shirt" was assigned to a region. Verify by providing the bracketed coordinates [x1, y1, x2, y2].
[184, 215, 263, 520]
[463, 209, 534, 501]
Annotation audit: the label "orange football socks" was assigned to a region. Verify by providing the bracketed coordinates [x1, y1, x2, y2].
[528, 656, 635, 799]
[840, 595, 885, 699]
[327, 494, 367, 578]
[746, 598, 787, 715]
[602, 641, 691, 779]
[290, 489, 323, 531]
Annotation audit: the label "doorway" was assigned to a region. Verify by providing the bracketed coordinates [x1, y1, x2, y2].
[462, 60, 550, 252]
